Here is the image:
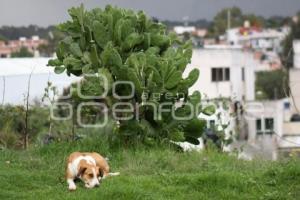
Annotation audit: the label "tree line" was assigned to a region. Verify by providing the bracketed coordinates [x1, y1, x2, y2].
[0, 7, 296, 42]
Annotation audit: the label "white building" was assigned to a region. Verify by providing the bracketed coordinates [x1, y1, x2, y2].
[227, 27, 290, 53]
[185, 46, 257, 102]
[173, 26, 196, 35]
[278, 40, 300, 157]
[181, 46, 258, 151]
[184, 46, 299, 159]
[0, 58, 79, 105]
[243, 41, 300, 159]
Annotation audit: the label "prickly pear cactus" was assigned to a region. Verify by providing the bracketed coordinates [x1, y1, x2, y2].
[48, 5, 215, 145]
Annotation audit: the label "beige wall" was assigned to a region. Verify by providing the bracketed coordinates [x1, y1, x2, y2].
[283, 122, 300, 136]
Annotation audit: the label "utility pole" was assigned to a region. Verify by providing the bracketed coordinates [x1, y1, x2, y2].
[1, 76, 5, 106]
[227, 9, 231, 31]
[183, 16, 189, 27]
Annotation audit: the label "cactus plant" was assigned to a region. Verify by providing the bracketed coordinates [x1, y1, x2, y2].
[48, 5, 215, 146]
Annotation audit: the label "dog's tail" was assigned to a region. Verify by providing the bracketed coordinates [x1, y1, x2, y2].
[108, 172, 120, 176]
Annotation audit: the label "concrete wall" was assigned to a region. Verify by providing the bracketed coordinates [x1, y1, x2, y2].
[283, 122, 300, 136]
[185, 48, 256, 101]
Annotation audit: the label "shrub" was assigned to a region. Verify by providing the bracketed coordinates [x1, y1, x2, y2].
[11, 47, 34, 58]
[0, 105, 66, 148]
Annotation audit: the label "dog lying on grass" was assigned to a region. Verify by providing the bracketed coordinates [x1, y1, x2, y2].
[66, 152, 120, 191]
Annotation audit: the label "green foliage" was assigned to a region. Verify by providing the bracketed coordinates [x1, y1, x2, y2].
[265, 16, 290, 28]
[10, 47, 34, 58]
[208, 7, 244, 36]
[0, 106, 25, 135]
[202, 105, 216, 116]
[0, 34, 7, 41]
[0, 123, 19, 149]
[0, 105, 49, 149]
[281, 15, 300, 69]
[48, 5, 213, 146]
[255, 70, 289, 100]
[202, 99, 233, 150]
[38, 28, 65, 57]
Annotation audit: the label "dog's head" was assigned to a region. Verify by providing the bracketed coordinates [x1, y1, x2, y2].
[77, 161, 103, 188]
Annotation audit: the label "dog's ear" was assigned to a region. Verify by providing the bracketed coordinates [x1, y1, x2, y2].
[78, 166, 87, 177]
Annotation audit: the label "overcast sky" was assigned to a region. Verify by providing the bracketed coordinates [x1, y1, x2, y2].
[0, 0, 299, 27]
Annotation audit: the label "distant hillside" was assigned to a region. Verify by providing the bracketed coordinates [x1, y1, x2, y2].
[0, 19, 212, 41]
[0, 25, 55, 40]
[161, 19, 212, 29]
[0, 14, 289, 41]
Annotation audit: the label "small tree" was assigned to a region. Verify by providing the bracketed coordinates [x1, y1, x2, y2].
[42, 81, 58, 136]
[38, 29, 65, 57]
[22, 71, 34, 149]
[0, 34, 7, 41]
[208, 7, 244, 37]
[255, 70, 289, 100]
[48, 5, 215, 145]
[281, 14, 300, 69]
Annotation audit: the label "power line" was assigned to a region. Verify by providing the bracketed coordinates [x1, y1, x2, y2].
[273, 132, 300, 146]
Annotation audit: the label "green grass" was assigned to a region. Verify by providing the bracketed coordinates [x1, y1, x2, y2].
[1, 137, 300, 200]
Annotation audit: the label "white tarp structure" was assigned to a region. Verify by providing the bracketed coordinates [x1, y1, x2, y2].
[0, 58, 80, 105]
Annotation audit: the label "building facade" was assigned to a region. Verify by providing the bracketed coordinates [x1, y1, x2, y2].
[185, 47, 256, 102]
[185, 45, 300, 159]
[0, 36, 47, 58]
[226, 26, 290, 53]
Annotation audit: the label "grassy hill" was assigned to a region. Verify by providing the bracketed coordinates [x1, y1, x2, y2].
[0, 137, 300, 200]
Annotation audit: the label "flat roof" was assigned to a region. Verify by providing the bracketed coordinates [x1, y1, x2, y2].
[0, 58, 54, 76]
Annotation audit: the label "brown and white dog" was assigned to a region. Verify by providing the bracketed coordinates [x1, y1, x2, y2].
[66, 152, 119, 191]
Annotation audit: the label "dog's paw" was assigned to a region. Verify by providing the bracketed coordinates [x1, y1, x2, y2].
[68, 185, 76, 191]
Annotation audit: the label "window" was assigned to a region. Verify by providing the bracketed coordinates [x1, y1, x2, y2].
[284, 102, 290, 110]
[217, 68, 223, 81]
[241, 67, 245, 81]
[256, 118, 274, 136]
[211, 67, 230, 82]
[256, 119, 263, 135]
[265, 118, 274, 134]
[209, 120, 215, 128]
[212, 68, 217, 82]
[225, 68, 230, 81]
